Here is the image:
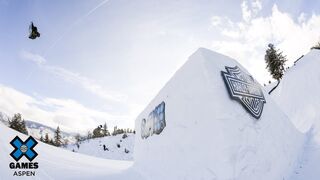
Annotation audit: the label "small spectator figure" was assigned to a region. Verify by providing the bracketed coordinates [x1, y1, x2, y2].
[103, 144, 109, 151]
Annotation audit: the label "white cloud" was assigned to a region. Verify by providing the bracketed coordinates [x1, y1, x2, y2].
[298, 13, 306, 24]
[21, 50, 46, 65]
[18, 51, 139, 132]
[211, 3, 320, 84]
[21, 51, 127, 103]
[241, 0, 262, 22]
[241, 1, 251, 22]
[45, 65, 127, 102]
[251, 0, 262, 15]
[211, 16, 222, 26]
[0, 84, 133, 133]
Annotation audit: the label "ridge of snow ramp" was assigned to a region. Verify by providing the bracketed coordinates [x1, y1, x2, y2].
[134, 48, 303, 180]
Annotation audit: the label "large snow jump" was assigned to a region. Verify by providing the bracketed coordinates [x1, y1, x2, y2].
[133, 48, 303, 180]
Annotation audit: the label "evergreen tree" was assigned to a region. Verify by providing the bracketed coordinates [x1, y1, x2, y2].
[75, 133, 81, 148]
[20, 119, 28, 135]
[93, 125, 104, 138]
[49, 139, 54, 146]
[265, 43, 287, 80]
[112, 126, 118, 136]
[44, 133, 50, 143]
[265, 44, 287, 94]
[54, 126, 62, 147]
[9, 113, 28, 135]
[9, 114, 20, 131]
[103, 123, 109, 136]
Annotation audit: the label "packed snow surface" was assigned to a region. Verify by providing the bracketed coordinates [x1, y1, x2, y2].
[66, 134, 134, 160]
[134, 48, 303, 180]
[270, 49, 320, 180]
[0, 123, 142, 179]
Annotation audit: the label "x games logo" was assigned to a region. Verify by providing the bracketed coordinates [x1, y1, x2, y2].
[10, 136, 38, 162]
[9, 136, 39, 177]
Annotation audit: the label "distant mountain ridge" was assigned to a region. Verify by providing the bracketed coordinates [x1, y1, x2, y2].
[25, 120, 77, 144]
[0, 112, 76, 143]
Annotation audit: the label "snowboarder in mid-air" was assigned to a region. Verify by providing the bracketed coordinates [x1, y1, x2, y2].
[29, 22, 40, 39]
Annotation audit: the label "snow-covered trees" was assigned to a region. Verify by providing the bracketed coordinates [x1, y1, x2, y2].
[41, 126, 64, 147]
[9, 113, 28, 135]
[88, 124, 134, 139]
[54, 126, 62, 147]
[44, 133, 50, 143]
[112, 126, 132, 136]
[103, 123, 110, 136]
[93, 125, 104, 138]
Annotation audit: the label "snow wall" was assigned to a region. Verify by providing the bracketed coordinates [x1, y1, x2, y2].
[133, 48, 303, 180]
[272, 50, 320, 134]
[268, 48, 320, 180]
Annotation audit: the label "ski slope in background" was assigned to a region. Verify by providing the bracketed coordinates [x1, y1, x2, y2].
[0, 113, 135, 161]
[66, 133, 134, 160]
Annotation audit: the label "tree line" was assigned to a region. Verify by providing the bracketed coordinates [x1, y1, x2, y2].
[39, 126, 66, 147]
[5, 112, 135, 148]
[76, 123, 135, 146]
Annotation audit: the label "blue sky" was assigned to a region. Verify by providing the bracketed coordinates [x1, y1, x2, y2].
[1, 0, 320, 133]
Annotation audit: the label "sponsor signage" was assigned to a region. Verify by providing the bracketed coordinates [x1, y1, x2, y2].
[221, 66, 266, 119]
[141, 102, 166, 139]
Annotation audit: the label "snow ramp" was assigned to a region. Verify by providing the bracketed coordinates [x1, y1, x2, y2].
[270, 49, 320, 180]
[133, 48, 303, 180]
[271, 49, 320, 134]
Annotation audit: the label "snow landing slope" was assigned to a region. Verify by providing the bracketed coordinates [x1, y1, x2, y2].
[66, 134, 134, 160]
[0, 123, 142, 180]
[271, 50, 320, 134]
[270, 49, 320, 180]
[134, 48, 303, 180]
